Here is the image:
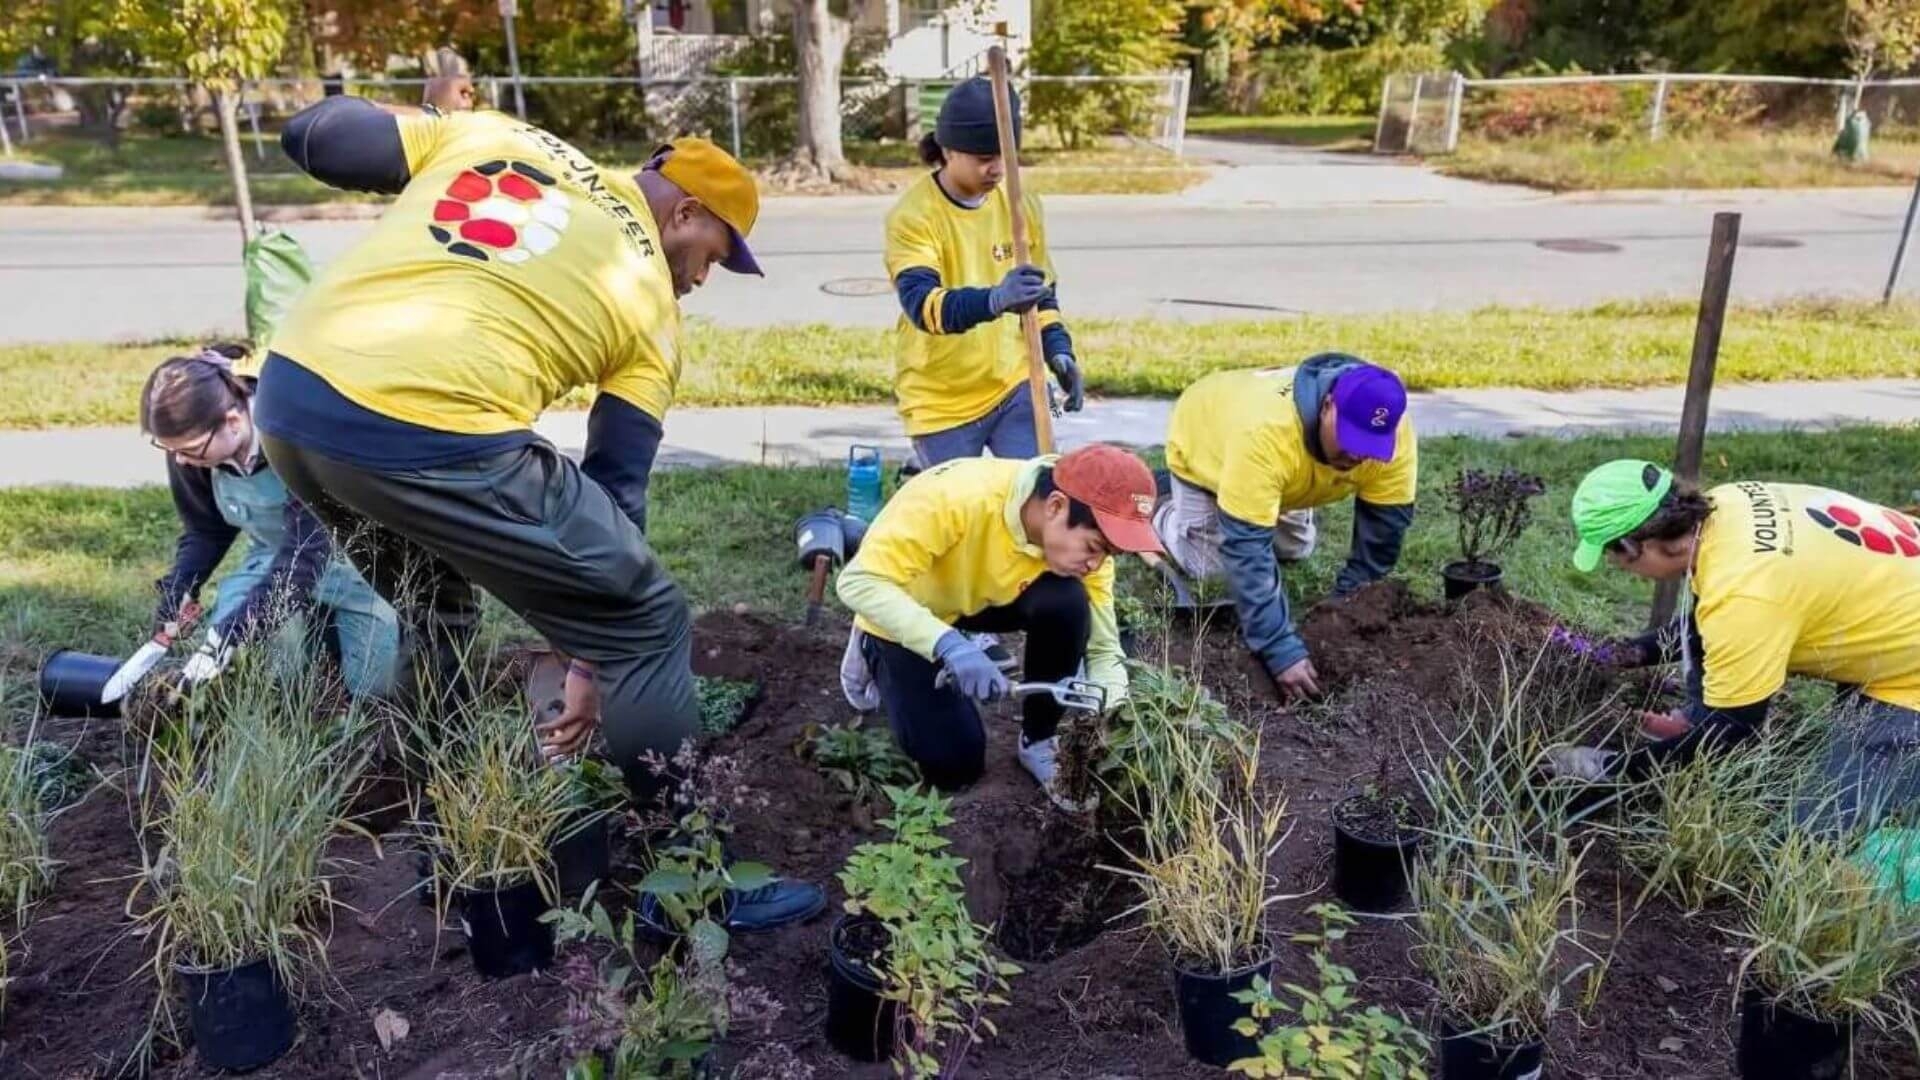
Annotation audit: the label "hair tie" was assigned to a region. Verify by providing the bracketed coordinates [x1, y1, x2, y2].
[193, 347, 236, 372]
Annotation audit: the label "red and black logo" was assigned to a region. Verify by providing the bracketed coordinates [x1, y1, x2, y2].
[1805, 495, 1920, 558]
[428, 159, 571, 264]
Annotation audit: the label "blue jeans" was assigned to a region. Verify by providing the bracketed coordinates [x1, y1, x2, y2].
[911, 385, 1039, 468]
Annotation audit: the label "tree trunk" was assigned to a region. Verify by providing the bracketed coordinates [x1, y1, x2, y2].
[215, 88, 256, 248]
[792, 0, 851, 179]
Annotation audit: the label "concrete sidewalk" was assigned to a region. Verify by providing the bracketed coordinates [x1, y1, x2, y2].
[3, 379, 1914, 489]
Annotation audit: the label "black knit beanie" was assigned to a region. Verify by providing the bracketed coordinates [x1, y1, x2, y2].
[935, 76, 1021, 156]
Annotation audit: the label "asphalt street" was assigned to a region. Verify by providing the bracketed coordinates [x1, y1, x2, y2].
[1, 158, 1911, 343]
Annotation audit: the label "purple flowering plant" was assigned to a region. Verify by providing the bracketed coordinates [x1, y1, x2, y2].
[1446, 468, 1547, 568]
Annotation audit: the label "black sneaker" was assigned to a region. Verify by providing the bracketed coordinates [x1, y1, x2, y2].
[726, 879, 828, 933]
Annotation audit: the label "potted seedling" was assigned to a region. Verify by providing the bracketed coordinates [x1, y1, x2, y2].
[1443, 469, 1545, 601]
[1731, 828, 1920, 1080]
[136, 658, 371, 1072]
[1411, 818, 1594, 1080]
[553, 758, 625, 900]
[1229, 903, 1430, 1078]
[415, 703, 572, 978]
[635, 745, 772, 949]
[1332, 758, 1424, 914]
[1111, 725, 1287, 1069]
[832, 784, 1020, 1074]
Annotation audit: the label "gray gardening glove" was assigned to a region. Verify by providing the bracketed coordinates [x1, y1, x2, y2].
[988, 265, 1049, 316]
[934, 630, 1012, 703]
[1543, 745, 1621, 782]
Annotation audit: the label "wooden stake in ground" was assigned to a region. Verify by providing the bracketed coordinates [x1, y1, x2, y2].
[986, 44, 1055, 455]
[1651, 211, 1741, 628]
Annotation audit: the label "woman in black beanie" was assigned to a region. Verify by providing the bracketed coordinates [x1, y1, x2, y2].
[883, 76, 1085, 467]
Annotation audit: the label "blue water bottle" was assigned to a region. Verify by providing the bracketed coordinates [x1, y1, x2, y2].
[847, 444, 883, 523]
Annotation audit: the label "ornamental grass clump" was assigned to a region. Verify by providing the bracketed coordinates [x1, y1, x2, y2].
[413, 701, 573, 903]
[1097, 661, 1253, 846]
[0, 734, 62, 926]
[1615, 730, 1791, 913]
[135, 647, 372, 988]
[1733, 827, 1920, 1034]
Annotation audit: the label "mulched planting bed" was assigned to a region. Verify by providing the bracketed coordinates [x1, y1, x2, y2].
[6, 590, 1919, 1077]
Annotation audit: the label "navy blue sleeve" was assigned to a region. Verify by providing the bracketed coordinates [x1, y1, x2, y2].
[1616, 697, 1769, 782]
[155, 458, 239, 631]
[582, 393, 664, 533]
[217, 497, 332, 643]
[1334, 501, 1413, 595]
[1220, 511, 1308, 675]
[281, 96, 411, 195]
[893, 266, 997, 335]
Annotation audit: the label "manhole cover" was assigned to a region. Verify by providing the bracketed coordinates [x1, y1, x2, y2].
[1744, 235, 1803, 249]
[819, 277, 893, 297]
[1535, 238, 1623, 254]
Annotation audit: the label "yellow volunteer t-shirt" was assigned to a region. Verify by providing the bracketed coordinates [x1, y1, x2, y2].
[884, 173, 1061, 436]
[1165, 367, 1418, 525]
[835, 456, 1126, 705]
[271, 110, 682, 431]
[1693, 481, 1920, 710]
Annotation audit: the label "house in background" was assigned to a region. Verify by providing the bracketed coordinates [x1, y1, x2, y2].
[632, 0, 1031, 82]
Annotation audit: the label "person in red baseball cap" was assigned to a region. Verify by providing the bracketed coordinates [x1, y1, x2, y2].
[836, 445, 1162, 809]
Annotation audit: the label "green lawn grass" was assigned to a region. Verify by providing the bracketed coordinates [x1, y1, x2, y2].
[5, 427, 1915, 674]
[0, 130, 1206, 206]
[1187, 114, 1375, 149]
[1441, 131, 1920, 191]
[5, 299, 1915, 430]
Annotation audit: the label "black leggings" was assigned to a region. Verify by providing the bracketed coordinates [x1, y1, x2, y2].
[863, 573, 1092, 790]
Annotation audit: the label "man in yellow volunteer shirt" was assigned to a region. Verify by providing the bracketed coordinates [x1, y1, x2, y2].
[256, 97, 824, 930]
[835, 444, 1162, 809]
[1155, 354, 1418, 701]
[1548, 460, 1920, 834]
[884, 77, 1082, 466]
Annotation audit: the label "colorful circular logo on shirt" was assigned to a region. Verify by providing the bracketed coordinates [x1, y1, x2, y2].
[1805, 494, 1920, 558]
[428, 160, 570, 264]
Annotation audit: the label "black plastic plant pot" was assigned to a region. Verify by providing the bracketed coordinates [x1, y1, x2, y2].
[37, 650, 124, 719]
[456, 879, 554, 978]
[1736, 985, 1852, 1079]
[826, 914, 899, 1062]
[553, 813, 613, 899]
[1331, 795, 1421, 913]
[1174, 955, 1273, 1068]
[1442, 561, 1504, 602]
[176, 956, 297, 1072]
[1437, 1017, 1545, 1080]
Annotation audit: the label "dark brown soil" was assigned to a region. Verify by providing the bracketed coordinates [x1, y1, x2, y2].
[7, 590, 1920, 1079]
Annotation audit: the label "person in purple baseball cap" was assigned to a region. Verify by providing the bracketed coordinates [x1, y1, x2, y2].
[1155, 354, 1418, 701]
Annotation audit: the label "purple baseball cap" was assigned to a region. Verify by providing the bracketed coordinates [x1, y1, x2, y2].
[1328, 364, 1407, 462]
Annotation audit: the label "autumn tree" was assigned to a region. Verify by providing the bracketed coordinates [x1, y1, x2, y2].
[1845, 0, 1920, 81]
[118, 0, 290, 246]
[1031, 0, 1184, 146]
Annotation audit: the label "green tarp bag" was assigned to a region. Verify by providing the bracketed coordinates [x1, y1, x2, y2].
[1858, 827, 1920, 905]
[1833, 109, 1871, 163]
[244, 229, 315, 349]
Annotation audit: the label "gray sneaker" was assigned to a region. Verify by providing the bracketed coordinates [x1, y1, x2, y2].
[1018, 735, 1095, 813]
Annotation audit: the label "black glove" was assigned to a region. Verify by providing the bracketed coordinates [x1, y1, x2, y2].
[988, 265, 1049, 316]
[1046, 352, 1084, 412]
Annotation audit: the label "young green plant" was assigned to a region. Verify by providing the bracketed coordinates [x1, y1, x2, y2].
[412, 700, 573, 905]
[1230, 903, 1430, 1079]
[839, 785, 1020, 1079]
[636, 742, 774, 959]
[803, 718, 919, 810]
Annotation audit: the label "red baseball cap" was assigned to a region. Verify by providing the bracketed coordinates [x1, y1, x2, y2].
[1053, 444, 1165, 554]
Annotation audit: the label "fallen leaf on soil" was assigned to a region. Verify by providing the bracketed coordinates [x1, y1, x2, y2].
[1655, 975, 1680, 993]
[1658, 1037, 1686, 1052]
[373, 1008, 411, 1052]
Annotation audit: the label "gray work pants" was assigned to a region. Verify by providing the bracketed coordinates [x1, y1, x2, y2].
[1151, 473, 1318, 581]
[1797, 694, 1920, 836]
[261, 435, 699, 779]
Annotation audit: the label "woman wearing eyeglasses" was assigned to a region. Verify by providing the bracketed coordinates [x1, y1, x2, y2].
[142, 345, 400, 698]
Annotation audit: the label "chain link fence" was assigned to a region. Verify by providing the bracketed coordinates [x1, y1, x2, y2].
[0, 71, 1192, 165]
[1374, 73, 1920, 155]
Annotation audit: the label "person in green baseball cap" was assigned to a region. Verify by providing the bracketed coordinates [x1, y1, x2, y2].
[1547, 459, 1920, 838]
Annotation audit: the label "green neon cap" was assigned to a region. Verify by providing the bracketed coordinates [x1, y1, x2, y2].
[1570, 459, 1673, 572]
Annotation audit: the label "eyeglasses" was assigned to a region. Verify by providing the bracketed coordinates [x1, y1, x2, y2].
[152, 426, 221, 463]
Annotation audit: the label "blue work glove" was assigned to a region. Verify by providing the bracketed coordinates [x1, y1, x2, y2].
[1046, 352, 1084, 412]
[934, 630, 1012, 703]
[988, 265, 1049, 317]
